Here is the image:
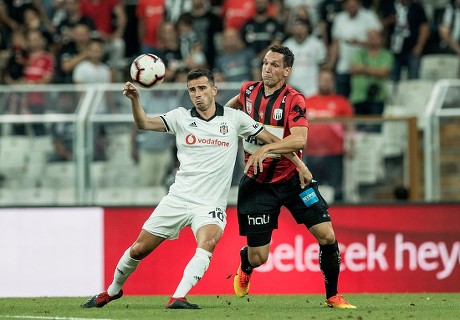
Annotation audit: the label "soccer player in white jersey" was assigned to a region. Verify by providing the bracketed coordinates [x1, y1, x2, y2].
[82, 68, 312, 309]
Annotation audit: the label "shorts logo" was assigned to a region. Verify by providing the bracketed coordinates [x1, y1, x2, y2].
[220, 122, 228, 135]
[273, 109, 283, 120]
[185, 134, 196, 145]
[248, 214, 270, 225]
[299, 188, 319, 207]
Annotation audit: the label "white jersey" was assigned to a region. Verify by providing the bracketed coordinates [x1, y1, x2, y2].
[160, 104, 263, 207]
[332, 8, 382, 74]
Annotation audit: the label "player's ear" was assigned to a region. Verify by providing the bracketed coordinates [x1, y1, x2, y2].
[284, 67, 291, 77]
[212, 85, 217, 97]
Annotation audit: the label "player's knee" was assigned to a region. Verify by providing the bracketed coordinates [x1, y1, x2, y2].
[249, 250, 269, 267]
[130, 242, 152, 260]
[316, 230, 336, 245]
[197, 236, 219, 252]
[308, 222, 336, 245]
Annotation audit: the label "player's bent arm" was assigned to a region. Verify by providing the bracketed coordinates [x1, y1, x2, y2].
[257, 126, 307, 154]
[272, 149, 312, 188]
[254, 129, 312, 187]
[225, 95, 243, 110]
[130, 97, 166, 132]
[124, 82, 166, 132]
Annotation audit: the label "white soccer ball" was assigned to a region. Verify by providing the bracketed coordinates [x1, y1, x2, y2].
[130, 54, 166, 88]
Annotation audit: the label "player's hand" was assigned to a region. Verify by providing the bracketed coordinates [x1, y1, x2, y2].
[244, 146, 269, 174]
[123, 82, 139, 100]
[297, 164, 313, 189]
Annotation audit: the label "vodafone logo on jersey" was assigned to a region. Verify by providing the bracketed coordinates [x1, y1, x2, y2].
[185, 134, 197, 144]
[185, 134, 230, 147]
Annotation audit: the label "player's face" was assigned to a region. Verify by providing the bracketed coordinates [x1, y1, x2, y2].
[318, 71, 334, 94]
[261, 51, 291, 89]
[187, 76, 217, 112]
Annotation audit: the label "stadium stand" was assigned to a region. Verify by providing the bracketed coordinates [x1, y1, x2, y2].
[351, 132, 385, 185]
[393, 79, 436, 129]
[93, 187, 134, 206]
[382, 104, 409, 158]
[420, 54, 460, 80]
[55, 188, 77, 206]
[0, 0, 457, 206]
[42, 162, 76, 188]
[132, 186, 168, 206]
[18, 187, 57, 206]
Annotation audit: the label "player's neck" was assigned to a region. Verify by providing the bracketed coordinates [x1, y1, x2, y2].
[264, 83, 284, 96]
[196, 103, 216, 120]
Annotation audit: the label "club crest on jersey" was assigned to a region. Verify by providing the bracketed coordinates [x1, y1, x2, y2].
[245, 98, 252, 114]
[273, 109, 283, 120]
[220, 122, 228, 135]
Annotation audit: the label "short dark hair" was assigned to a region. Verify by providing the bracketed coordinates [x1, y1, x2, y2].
[187, 68, 215, 86]
[268, 45, 295, 68]
[177, 14, 193, 27]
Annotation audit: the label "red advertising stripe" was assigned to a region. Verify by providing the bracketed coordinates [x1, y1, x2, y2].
[104, 205, 460, 295]
[103, 207, 238, 296]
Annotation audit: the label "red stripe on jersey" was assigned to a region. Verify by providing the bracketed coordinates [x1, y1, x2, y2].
[239, 81, 308, 183]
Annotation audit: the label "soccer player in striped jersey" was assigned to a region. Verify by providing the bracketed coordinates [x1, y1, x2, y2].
[226, 45, 356, 308]
[82, 68, 311, 310]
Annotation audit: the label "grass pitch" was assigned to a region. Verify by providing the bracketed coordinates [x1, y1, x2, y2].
[1, 293, 459, 320]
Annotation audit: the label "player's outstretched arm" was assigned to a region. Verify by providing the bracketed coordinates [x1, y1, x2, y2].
[123, 82, 166, 132]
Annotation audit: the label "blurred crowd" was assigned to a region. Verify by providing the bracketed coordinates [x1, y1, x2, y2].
[0, 0, 457, 89]
[0, 0, 459, 201]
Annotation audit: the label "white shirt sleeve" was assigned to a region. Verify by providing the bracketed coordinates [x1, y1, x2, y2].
[366, 9, 383, 31]
[72, 62, 85, 83]
[315, 38, 327, 64]
[159, 107, 182, 135]
[442, 6, 454, 28]
[236, 109, 263, 138]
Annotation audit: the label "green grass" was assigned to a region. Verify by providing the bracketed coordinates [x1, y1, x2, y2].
[1, 294, 460, 320]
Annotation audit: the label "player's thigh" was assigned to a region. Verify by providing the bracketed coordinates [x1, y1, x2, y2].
[142, 195, 189, 240]
[190, 205, 227, 243]
[237, 176, 281, 236]
[283, 179, 331, 228]
[237, 175, 282, 215]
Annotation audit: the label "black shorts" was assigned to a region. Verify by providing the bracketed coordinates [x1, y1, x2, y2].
[237, 175, 330, 236]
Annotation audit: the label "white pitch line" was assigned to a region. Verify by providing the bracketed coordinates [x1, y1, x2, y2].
[0, 316, 113, 320]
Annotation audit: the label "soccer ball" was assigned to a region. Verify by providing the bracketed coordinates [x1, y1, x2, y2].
[130, 54, 166, 88]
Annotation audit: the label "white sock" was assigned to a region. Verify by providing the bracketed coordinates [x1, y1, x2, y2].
[172, 248, 212, 298]
[107, 248, 141, 296]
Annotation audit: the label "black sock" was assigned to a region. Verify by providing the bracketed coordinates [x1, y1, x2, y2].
[319, 241, 340, 299]
[240, 246, 254, 274]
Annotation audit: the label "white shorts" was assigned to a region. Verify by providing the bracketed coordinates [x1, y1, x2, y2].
[142, 194, 227, 240]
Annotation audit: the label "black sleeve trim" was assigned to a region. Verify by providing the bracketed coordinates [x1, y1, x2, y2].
[159, 116, 170, 132]
[249, 126, 264, 139]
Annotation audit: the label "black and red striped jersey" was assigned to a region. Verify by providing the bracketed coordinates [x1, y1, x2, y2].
[238, 81, 308, 183]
